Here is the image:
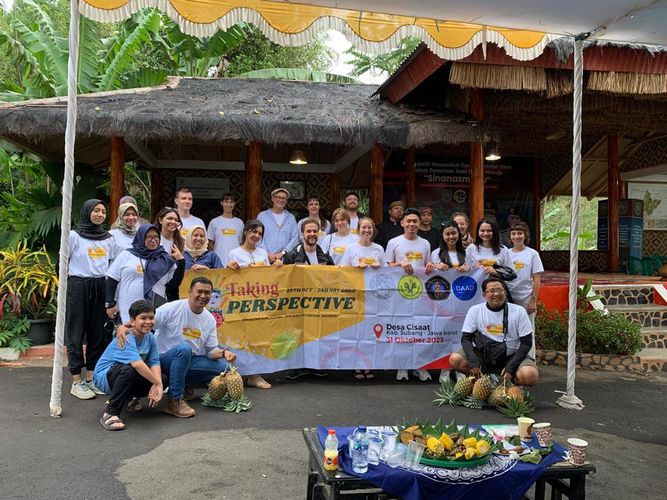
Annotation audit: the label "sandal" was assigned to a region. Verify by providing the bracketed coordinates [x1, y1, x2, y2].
[100, 413, 126, 431]
[126, 398, 144, 413]
[247, 374, 272, 389]
[353, 370, 365, 380]
[364, 370, 375, 380]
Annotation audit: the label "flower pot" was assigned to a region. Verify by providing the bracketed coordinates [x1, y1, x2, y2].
[27, 319, 54, 345]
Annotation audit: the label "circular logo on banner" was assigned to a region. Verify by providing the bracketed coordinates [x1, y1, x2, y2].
[453, 190, 467, 203]
[397, 275, 422, 300]
[370, 273, 395, 299]
[425, 276, 451, 301]
[452, 276, 477, 301]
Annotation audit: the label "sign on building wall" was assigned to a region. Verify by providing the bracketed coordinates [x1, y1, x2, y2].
[176, 176, 230, 200]
[628, 182, 667, 230]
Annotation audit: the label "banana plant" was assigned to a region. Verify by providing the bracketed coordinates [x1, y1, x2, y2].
[235, 68, 359, 83]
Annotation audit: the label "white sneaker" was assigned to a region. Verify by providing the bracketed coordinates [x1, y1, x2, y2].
[71, 381, 96, 400]
[396, 370, 409, 381]
[85, 379, 106, 395]
[415, 369, 432, 382]
[439, 370, 449, 384]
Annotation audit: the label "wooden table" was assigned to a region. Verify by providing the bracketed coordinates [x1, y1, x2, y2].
[303, 428, 596, 500]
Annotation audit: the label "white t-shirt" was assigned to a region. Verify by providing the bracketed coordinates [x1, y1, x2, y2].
[68, 232, 118, 278]
[154, 299, 218, 356]
[431, 248, 464, 268]
[349, 214, 360, 234]
[320, 233, 358, 265]
[385, 235, 431, 266]
[340, 242, 387, 267]
[109, 229, 135, 250]
[179, 214, 206, 239]
[106, 250, 176, 322]
[462, 302, 533, 354]
[297, 217, 331, 243]
[226, 246, 270, 267]
[305, 251, 320, 265]
[207, 215, 244, 265]
[507, 247, 544, 305]
[465, 244, 513, 269]
[160, 236, 174, 255]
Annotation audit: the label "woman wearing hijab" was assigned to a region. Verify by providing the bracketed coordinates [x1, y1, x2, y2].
[110, 202, 139, 249]
[105, 225, 185, 326]
[183, 225, 223, 271]
[66, 199, 119, 400]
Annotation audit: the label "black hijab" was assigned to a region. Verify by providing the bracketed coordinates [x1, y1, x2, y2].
[128, 225, 175, 300]
[73, 199, 112, 240]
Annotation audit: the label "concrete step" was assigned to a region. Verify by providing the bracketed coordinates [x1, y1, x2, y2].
[606, 304, 667, 328]
[641, 328, 667, 349]
[637, 347, 667, 373]
[595, 285, 656, 306]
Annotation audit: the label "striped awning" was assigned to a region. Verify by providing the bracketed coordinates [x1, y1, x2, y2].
[80, 0, 554, 61]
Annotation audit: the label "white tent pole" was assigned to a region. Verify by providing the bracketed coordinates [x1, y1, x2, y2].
[557, 35, 585, 411]
[49, 0, 80, 418]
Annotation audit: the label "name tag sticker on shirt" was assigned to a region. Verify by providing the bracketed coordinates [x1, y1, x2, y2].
[87, 247, 108, 259]
[486, 324, 504, 335]
[222, 229, 237, 236]
[182, 327, 202, 340]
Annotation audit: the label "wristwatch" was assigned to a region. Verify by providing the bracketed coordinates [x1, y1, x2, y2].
[105, 302, 116, 308]
[280, 250, 287, 256]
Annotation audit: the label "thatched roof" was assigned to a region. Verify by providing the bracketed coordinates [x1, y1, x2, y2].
[0, 77, 484, 149]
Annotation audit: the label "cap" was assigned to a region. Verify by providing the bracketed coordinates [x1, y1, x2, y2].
[420, 207, 433, 214]
[271, 188, 290, 199]
[389, 200, 405, 209]
[484, 200, 498, 213]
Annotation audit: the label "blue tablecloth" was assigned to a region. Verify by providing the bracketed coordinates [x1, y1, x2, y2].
[316, 425, 565, 500]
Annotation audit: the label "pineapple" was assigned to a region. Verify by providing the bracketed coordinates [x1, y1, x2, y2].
[226, 366, 244, 400]
[207, 372, 228, 401]
[506, 386, 525, 404]
[433, 380, 462, 407]
[453, 376, 475, 399]
[498, 392, 535, 418]
[488, 384, 507, 408]
[471, 375, 493, 401]
[462, 395, 484, 409]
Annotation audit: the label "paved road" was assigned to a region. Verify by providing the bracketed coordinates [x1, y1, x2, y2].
[1, 365, 666, 499]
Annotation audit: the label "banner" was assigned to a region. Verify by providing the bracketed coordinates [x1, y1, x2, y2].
[181, 267, 486, 373]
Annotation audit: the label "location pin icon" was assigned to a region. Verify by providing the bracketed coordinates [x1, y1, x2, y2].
[373, 324, 383, 340]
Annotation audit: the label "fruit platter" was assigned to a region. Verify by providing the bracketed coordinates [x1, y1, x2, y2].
[394, 418, 502, 468]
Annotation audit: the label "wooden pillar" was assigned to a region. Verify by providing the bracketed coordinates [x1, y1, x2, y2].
[469, 89, 484, 226]
[619, 180, 628, 199]
[245, 141, 263, 220]
[109, 136, 125, 221]
[406, 146, 416, 207]
[150, 168, 163, 221]
[533, 159, 542, 251]
[330, 173, 340, 212]
[608, 135, 620, 272]
[370, 143, 384, 223]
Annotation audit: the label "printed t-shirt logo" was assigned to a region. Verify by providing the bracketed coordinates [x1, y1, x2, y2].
[358, 257, 377, 266]
[182, 327, 202, 340]
[222, 229, 237, 236]
[332, 246, 346, 255]
[397, 275, 422, 300]
[180, 228, 191, 238]
[135, 264, 144, 274]
[480, 258, 497, 267]
[87, 247, 108, 259]
[485, 324, 504, 336]
[514, 261, 525, 270]
[405, 251, 423, 262]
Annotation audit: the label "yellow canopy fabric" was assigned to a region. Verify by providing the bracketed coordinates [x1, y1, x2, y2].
[80, 0, 554, 61]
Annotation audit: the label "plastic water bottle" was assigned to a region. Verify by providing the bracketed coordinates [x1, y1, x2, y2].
[324, 429, 339, 471]
[351, 426, 369, 474]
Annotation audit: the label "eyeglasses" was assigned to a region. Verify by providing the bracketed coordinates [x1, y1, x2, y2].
[145, 236, 160, 242]
[273, 196, 288, 201]
[485, 288, 505, 295]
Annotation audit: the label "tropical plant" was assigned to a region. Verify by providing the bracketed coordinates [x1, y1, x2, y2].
[0, 241, 59, 319]
[346, 37, 421, 78]
[576, 278, 603, 308]
[540, 196, 599, 251]
[235, 67, 359, 83]
[0, 307, 31, 353]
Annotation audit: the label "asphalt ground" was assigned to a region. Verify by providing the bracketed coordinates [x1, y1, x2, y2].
[1, 365, 666, 499]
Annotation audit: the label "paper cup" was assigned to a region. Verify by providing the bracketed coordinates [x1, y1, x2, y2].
[517, 417, 535, 440]
[533, 422, 553, 447]
[567, 438, 588, 465]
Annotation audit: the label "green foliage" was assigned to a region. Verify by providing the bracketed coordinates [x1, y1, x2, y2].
[223, 25, 332, 76]
[535, 304, 642, 355]
[235, 67, 358, 83]
[346, 37, 421, 78]
[576, 278, 603, 306]
[0, 309, 31, 353]
[540, 196, 599, 250]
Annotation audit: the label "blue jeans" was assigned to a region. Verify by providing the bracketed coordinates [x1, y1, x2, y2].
[185, 356, 229, 387]
[159, 342, 192, 400]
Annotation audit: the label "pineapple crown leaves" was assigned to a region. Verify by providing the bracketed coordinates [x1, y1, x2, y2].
[432, 380, 462, 407]
[497, 392, 535, 418]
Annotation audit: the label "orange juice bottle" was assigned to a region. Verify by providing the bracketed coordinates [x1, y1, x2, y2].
[324, 429, 339, 471]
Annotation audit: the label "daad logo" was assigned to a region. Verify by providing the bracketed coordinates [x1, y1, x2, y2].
[452, 276, 477, 301]
[397, 275, 422, 300]
[425, 276, 451, 301]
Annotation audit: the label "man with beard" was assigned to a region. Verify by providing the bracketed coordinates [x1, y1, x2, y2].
[342, 191, 363, 235]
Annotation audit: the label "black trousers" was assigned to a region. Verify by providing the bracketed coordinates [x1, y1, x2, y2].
[65, 276, 109, 375]
[106, 363, 167, 416]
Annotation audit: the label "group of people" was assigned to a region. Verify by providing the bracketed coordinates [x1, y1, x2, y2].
[63, 187, 543, 431]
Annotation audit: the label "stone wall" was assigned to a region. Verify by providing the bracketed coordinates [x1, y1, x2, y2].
[536, 349, 645, 373]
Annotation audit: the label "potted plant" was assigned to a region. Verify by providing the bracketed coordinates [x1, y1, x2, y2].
[0, 242, 58, 345]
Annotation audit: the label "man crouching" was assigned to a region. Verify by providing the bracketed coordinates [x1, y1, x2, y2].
[94, 300, 165, 431]
[450, 277, 539, 386]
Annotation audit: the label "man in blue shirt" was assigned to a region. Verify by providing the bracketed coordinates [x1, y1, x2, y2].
[94, 300, 164, 431]
[257, 188, 299, 263]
